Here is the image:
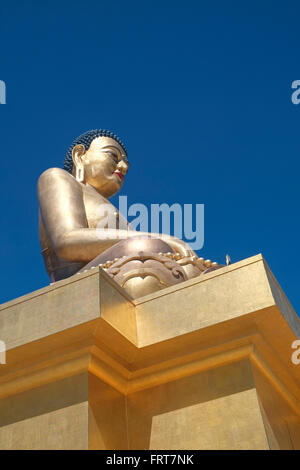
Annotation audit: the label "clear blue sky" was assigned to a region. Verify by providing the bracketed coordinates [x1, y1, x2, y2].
[0, 0, 299, 316]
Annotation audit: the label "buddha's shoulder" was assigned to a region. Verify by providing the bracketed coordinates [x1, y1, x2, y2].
[38, 167, 79, 188]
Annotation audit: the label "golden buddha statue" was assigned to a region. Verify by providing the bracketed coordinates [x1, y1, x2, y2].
[38, 129, 221, 298]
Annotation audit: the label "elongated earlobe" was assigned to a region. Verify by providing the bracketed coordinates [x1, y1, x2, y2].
[75, 166, 84, 182]
[72, 144, 86, 183]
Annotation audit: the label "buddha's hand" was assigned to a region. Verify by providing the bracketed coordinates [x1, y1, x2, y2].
[159, 235, 219, 270]
[159, 234, 197, 258]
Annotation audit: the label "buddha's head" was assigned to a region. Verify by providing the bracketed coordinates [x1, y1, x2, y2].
[64, 129, 129, 197]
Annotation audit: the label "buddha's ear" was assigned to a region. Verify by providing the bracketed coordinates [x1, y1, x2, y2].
[72, 144, 86, 169]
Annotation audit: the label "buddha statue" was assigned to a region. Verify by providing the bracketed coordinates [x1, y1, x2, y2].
[38, 129, 222, 298]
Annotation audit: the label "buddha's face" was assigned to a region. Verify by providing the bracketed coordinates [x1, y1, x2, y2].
[72, 136, 129, 197]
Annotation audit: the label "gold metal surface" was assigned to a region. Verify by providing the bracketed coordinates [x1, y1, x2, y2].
[0, 374, 89, 450]
[148, 389, 268, 450]
[127, 362, 269, 450]
[0, 255, 299, 449]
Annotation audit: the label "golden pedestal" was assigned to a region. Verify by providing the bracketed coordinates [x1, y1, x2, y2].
[0, 254, 300, 449]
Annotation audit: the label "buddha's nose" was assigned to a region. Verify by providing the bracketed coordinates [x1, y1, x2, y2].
[117, 160, 128, 175]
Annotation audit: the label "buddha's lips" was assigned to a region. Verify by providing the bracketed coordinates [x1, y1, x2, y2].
[114, 171, 124, 181]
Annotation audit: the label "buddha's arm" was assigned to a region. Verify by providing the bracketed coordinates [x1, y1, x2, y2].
[38, 168, 196, 262]
[38, 168, 129, 262]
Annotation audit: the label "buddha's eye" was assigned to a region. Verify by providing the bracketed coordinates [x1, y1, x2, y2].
[105, 151, 118, 163]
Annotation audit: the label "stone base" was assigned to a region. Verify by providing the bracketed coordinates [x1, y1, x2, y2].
[0, 254, 299, 449]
